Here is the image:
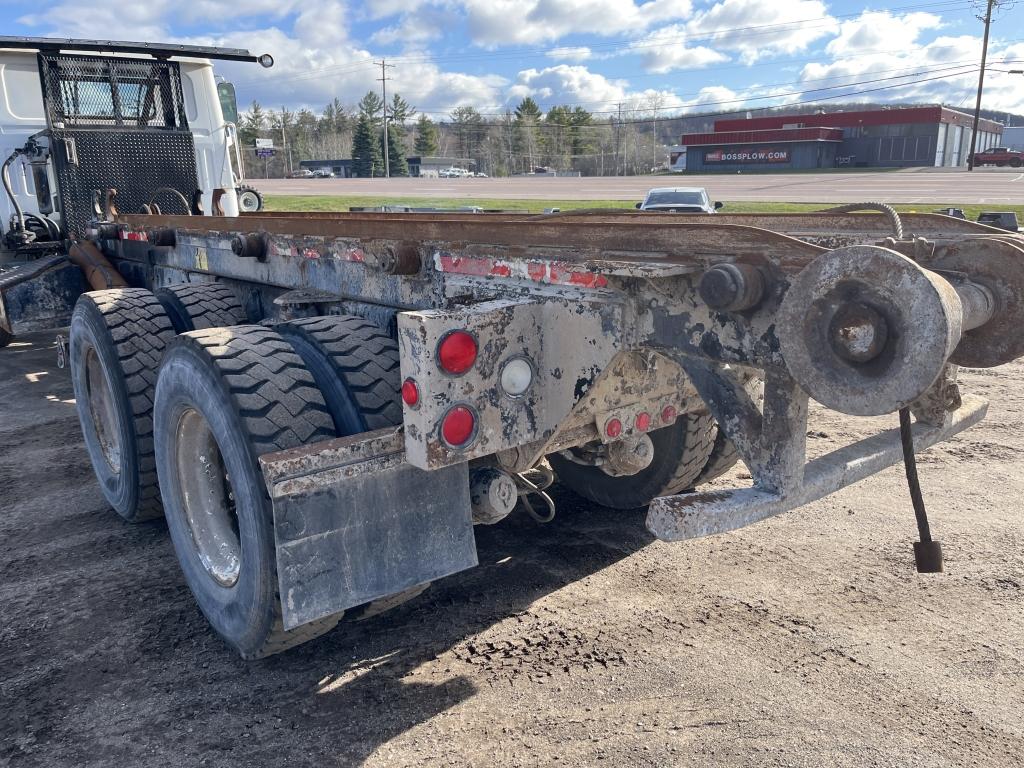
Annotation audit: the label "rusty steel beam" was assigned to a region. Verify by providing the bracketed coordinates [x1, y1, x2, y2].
[646, 394, 989, 541]
[120, 213, 827, 271]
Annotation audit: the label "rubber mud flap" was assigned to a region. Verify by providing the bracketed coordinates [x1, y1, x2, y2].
[260, 428, 478, 630]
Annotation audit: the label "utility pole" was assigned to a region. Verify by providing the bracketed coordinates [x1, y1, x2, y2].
[967, 0, 997, 171]
[280, 106, 292, 176]
[376, 59, 395, 178]
[614, 102, 623, 177]
[652, 106, 658, 172]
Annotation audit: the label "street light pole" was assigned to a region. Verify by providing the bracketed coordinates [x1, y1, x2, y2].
[967, 0, 996, 171]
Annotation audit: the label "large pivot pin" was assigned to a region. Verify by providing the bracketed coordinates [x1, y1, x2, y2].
[777, 245, 996, 416]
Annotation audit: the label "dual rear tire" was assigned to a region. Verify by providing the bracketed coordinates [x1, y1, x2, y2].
[153, 317, 406, 657]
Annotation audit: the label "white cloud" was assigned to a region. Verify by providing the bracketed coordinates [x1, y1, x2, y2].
[797, 31, 1024, 114]
[685, 0, 837, 64]
[630, 24, 729, 73]
[546, 46, 593, 62]
[825, 11, 942, 58]
[506, 64, 676, 112]
[461, 0, 693, 47]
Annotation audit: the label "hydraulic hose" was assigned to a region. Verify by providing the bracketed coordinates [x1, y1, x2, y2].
[2, 148, 33, 243]
[819, 202, 904, 240]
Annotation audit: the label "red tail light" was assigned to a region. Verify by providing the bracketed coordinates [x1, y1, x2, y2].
[437, 331, 477, 374]
[401, 378, 419, 407]
[605, 417, 622, 438]
[661, 405, 677, 424]
[635, 411, 651, 431]
[441, 405, 477, 447]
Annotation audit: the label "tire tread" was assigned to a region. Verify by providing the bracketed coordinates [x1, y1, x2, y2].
[173, 325, 339, 658]
[155, 283, 246, 332]
[80, 288, 175, 520]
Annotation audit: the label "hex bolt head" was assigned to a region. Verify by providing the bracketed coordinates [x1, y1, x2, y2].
[829, 302, 889, 364]
[231, 232, 267, 261]
[699, 263, 766, 312]
[378, 243, 422, 275]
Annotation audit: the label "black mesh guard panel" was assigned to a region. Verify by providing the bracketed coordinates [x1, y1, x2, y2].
[51, 130, 199, 236]
[38, 53, 189, 130]
[38, 53, 200, 236]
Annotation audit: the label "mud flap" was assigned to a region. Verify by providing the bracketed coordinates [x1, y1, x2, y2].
[259, 427, 478, 630]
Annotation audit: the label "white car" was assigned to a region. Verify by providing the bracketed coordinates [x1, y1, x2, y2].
[637, 187, 722, 213]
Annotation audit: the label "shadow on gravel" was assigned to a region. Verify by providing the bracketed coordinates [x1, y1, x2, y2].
[246, 488, 656, 766]
[1, 333, 657, 767]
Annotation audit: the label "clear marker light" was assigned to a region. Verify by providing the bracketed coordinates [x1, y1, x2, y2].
[500, 357, 533, 397]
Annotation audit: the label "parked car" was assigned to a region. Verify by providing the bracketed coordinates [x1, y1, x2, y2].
[636, 187, 723, 213]
[977, 211, 1021, 232]
[440, 167, 472, 178]
[969, 147, 1024, 167]
[311, 168, 335, 178]
[289, 169, 314, 178]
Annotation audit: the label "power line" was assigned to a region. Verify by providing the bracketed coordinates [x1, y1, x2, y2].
[408, 63, 983, 120]
[232, 0, 974, 89]
[408, 59, 996, 116]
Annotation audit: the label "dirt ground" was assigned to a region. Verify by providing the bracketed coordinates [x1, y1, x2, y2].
[1, 330, 1022, 768]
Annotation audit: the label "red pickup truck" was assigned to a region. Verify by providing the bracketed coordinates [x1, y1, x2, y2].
[970, 147, 1024, 167]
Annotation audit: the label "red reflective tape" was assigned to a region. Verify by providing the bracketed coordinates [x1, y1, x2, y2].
[438, 255, 492, 276]
[120, 230, 148, 241]
[437, 253, 607, 289]
[567, 270, 609, 288]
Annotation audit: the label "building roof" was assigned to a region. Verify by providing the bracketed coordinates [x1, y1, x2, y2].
[681, 127, 843, 146]
[713, 106, 1002, 133]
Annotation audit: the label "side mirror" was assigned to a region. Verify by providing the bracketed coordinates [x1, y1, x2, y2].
[635, 202, 643, 209]
[217, 82, 239, 125]
[714, 201, 724, 210]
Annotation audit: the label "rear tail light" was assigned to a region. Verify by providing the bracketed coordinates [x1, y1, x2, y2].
[635, 411, 651, 431]
[437, 331, 477, 374]
[661, 405, 677, 424]
[604, 417, 622, 438]
[401, 378, 419, 407]
[441, 405, 477, 447]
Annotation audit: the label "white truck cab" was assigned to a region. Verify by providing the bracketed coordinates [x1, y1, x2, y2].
[0, 37, 269, 261]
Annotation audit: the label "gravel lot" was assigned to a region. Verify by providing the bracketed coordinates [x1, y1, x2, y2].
[1, 331, 1022, 767]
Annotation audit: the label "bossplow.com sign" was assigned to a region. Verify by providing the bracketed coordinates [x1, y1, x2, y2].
[704, 147, 791, 164]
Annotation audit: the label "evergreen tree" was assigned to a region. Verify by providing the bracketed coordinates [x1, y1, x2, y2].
[352, 112, 382, 177]
[383, 129, 408, 176]
[569, 106, 594, 158]
[414, 114, 439, 156]
[358, 91, 385, 126]
[240, 101, 266, 146]
[389, 94, 416, 134]
[513, 97, 542, 172]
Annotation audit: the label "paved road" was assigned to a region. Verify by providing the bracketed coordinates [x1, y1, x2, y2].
[253, 168, 1024, 204]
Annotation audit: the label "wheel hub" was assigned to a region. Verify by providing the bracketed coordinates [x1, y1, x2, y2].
[84, 346, 122, 472]
[175, 408, 241, 587]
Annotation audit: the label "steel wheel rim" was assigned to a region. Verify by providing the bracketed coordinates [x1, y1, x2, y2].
[175, 408, 241, 587]
[84, 346, 122, 473]
[238, 192, 259, 212]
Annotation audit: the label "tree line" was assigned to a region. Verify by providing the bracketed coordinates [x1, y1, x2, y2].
[237, 93, 674, 178]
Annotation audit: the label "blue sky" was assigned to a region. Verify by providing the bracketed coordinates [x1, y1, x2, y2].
[7, 0, 1024, 118]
